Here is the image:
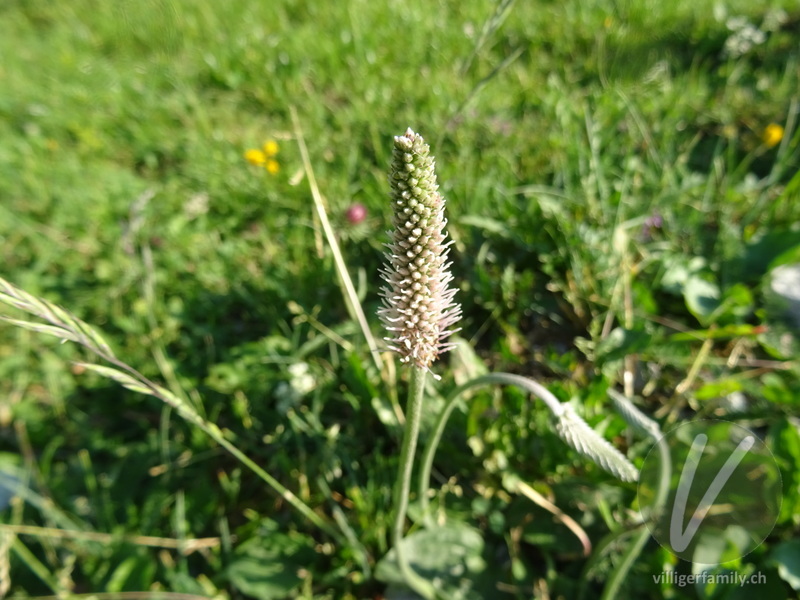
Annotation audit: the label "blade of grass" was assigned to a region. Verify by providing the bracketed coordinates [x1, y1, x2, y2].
[10, 538, 61, 594]
[446, 45, 525, 134]
[289, 106, 384, 373]
[0, 524, 220, 555]
[510, 475, 592, 557]
[460, 0, 518, 76]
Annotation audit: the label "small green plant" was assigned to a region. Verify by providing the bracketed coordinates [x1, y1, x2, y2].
[375, 129, 636, 599]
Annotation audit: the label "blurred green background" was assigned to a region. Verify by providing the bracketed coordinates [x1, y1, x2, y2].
[1, 0, 800, 598]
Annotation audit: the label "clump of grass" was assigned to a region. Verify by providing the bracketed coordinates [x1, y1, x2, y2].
[0, 277, 344, 537]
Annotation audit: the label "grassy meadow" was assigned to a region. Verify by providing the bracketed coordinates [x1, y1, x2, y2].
[1, 0, 800, 598]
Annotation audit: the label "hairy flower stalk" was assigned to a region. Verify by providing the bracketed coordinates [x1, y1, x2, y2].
[381, 129, 461, 599]
[379, 128, 461, 371]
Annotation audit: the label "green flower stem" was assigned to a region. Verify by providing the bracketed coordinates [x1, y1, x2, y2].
[600, 434, 671, 600]
[418, 373, 564, 522]
[392, 366, 437, 599]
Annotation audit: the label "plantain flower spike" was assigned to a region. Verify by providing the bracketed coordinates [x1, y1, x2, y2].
[378, 128, 462, 372]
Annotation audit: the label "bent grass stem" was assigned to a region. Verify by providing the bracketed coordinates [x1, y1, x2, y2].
[418, 373, 565, 522]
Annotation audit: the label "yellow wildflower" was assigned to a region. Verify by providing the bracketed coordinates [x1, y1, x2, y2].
[263, 140, 279, 156]
[245, 140, 280, 173]
[762, 123, 784, 148]
[245, 148, 267, 166]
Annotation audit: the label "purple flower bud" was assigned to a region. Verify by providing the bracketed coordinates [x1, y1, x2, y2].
[644, 213, 663, 229]
[345, 203, 367, 224]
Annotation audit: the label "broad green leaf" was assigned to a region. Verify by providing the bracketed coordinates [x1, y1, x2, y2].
[683, 275, 721, 323]
[595, 327, 652, 363]
[710, 283, 754, 323]
[660, 255, 707, 293]
[228, 558, 302, 600]
[376, 524, 490, 600]
[770, 539, 800, 591]
[227, 528, 317, 600]
[742, 229, 800, 277]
